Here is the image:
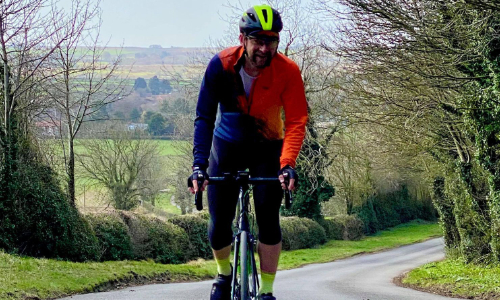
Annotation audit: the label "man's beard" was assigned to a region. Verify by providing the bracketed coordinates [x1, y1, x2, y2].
[251, 51, 273, 68]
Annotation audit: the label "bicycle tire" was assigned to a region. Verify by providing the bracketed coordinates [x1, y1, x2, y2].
[232, 236, 241, 300]
[248, 240, 259, 299]
[240, 231, 249, 300]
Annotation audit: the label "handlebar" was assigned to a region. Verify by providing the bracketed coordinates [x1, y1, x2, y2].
[194, 171, 293, 211]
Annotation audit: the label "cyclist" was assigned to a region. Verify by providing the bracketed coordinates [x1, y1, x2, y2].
[188, 4, 308, 300]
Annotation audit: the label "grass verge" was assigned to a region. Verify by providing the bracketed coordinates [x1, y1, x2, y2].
[401, 259, 500, 300]
[0, 220, 441, 300]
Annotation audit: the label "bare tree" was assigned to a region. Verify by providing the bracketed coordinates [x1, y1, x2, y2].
[77, 129, 160, 210]
[0, 0, 72, 178]
[43, 0, 130, 205]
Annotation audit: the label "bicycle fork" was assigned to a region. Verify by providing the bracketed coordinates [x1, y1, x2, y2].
[231, 229, 259, 300]
[231, 188, 259, 300]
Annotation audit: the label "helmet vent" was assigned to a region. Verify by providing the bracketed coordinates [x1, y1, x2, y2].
[262, 10, 268, 22]
[248, 13, 257, 22]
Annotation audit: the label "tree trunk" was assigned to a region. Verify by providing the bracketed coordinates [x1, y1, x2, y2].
[67, 136, 76, 206]
[452, 162, 491, 262]
[432, 177, 460, 251]
[480, 135, 500, 261]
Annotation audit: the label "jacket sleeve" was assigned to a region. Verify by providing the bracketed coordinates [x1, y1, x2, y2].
[192, 54, 223, 169]
[280, 64, 308, 169]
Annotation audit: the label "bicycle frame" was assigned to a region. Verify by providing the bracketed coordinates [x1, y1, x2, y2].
[231, 175, 259, 300]
[194, 170, 293, 300]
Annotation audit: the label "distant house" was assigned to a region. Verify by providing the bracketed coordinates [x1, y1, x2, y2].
[127, 123, 148, 131]
[35, 120, 60, 137]
[149, 45, 162, 49]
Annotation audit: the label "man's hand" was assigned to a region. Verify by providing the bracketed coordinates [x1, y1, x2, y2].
[278, 165, 298, 191]
[187, 166, 209, 194]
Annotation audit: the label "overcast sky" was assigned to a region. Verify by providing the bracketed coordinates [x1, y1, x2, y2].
[95, 0, 241, 48]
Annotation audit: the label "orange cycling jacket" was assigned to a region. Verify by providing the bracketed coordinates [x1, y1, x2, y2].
[193, 46, 308, 170]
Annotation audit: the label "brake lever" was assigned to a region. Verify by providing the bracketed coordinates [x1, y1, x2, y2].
[283, 172, 293, 209]
[194, 176, 204, 211]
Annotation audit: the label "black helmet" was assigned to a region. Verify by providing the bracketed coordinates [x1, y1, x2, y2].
[239, 4, 283, 36]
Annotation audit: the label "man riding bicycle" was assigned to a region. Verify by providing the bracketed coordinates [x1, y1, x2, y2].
[188, 5, 308, 300]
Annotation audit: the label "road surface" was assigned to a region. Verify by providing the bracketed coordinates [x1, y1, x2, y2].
[60, 238, 460, 300]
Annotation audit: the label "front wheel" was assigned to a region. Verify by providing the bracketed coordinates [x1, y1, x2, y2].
[248, 239, 259, 299]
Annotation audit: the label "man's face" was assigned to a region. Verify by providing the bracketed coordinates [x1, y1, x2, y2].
[240, 33, 279, 68]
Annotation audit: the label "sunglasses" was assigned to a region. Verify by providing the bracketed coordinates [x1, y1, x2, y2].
[246, 36, 280, 47]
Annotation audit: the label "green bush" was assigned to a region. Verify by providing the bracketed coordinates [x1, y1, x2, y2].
[169, 214, 212, 260]
[318, 218, 343, 240]
[302, 218, 327, 245]
[119, 212, 189, 264]
[353, 186, 437, 235]
[85, 213, 133, 261]
[281, 217, 309, 250]
[52, 215, 101, 262]
[331, 215, 364, 241]
[353, 198, 379, 234]
[197, 211, 211, 221]
[4, 161, 100, 261]
[373, 193, 402, 229]
[281, 217, 326, 250]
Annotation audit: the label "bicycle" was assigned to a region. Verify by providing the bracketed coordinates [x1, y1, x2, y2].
[194, 170, 293, 300]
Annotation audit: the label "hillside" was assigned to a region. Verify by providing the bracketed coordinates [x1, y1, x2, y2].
[101, 46, 211, 78]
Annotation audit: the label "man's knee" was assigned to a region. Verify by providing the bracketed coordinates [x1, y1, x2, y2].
[208, 218, 234, 250]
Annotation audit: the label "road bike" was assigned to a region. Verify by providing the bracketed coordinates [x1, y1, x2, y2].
[194, 170, 292, 300]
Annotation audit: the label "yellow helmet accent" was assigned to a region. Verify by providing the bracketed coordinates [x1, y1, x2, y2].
[253, 4, 273, 31]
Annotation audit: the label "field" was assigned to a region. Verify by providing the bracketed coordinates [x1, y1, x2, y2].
[44, 138, 191, 215]
[69, 46, 209, 90]
[42, 46, 208, 215]
[96, 46, 211, 79]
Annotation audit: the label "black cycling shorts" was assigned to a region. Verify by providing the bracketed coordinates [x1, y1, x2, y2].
[207, 136, 283, 250]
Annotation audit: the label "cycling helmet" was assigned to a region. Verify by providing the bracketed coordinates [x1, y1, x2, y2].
[239, 4, 283, 36]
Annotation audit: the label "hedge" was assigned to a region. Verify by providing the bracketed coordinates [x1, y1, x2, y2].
[318, 218, 343, 240]
[3, 162, 100, 261]
[119, 212, 189, 264]
[353, 186, 437, 234]
[197, 211, 211, 221]
[169, 214, 212, 260]
[281, 217, 326, 250]
[85, 213, 133, 261]
[331, 215, 364, 240]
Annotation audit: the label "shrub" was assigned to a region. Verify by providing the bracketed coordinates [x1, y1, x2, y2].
[281, 217, 326, 250]
[85, 213, 133, 261]
[352, 186, 437, 235]
[318, 218, 343, 240]
[6, 162, 100, 261]
[198, 211, 211, 221]
[119, 212, 189, 264]
[353, 197, 380, 234]
[281, 217, 309, 250]
[52, 215, 101, 262]
[331, 215, 364, 241]
[302, 218, 327, 245]
[169, 214, 212, 260]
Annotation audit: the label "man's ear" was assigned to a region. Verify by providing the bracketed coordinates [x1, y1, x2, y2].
[239, 33, 245, 46]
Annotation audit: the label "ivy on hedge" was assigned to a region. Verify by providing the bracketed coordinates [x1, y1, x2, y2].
[1, 157, 100, 262]
[169, 214, 212, 260]
[320, 215, 364, 241]
[119, 212, 189, 264]
[85, 213, 133, 261]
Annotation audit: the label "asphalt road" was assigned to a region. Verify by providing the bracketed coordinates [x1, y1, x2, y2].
[60, 238, 461, 300]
